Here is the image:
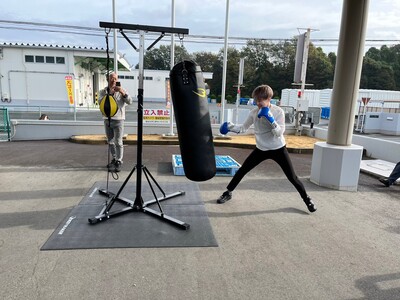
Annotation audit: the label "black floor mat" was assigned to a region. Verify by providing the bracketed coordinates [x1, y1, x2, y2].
[41, 181, 218, 250]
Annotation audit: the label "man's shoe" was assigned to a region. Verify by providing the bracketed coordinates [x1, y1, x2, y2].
[217, 191, 232, 204]
[113, 160, 122, 172]
[303, 196, 317, 213]
[107, 159, 116, 170]
[379, 178, 390, 187]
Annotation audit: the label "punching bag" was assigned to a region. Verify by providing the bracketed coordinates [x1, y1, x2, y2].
[170, 60, 216, 181]
[99, 93, 118, 118]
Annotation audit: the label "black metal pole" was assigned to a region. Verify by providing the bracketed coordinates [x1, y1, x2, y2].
[134, 31, 146, 207]
[135, 88, 144, 207]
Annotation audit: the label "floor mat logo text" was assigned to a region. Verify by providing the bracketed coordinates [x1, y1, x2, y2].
[58, 216, 76, 235]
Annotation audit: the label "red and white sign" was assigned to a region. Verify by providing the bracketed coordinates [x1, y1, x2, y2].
[143, 109, 170, 124]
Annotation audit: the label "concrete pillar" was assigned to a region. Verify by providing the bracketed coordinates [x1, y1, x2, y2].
[328, 0, 369, 145]
[311, 0, 369, 191]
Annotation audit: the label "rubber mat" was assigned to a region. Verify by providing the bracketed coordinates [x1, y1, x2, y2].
[41, 181, 218, 250]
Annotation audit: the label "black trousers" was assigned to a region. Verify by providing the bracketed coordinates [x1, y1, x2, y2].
[227, 146, 308, 199]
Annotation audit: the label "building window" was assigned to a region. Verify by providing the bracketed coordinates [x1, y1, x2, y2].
[35, 56, 45, 63]
[25, 55, 65, 64]
[126, 76, 134, 79]
[56, 57, 65, 64]
[46, 56, 55, 63]
[144, 76, 153, 80]
[25, 55, 34, 63]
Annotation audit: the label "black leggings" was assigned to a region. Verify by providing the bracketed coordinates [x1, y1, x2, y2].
[227, 146, 308, 199]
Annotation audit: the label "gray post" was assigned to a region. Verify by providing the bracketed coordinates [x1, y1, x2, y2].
[112, 0, 118, 73]
[167, 0, 176, 136]
[220, 0, 230, 126]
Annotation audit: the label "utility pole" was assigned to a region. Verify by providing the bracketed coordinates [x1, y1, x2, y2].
[293, 28, 318, 135]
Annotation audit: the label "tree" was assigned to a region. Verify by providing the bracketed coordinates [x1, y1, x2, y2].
[224, 47, 243, 100]
[365, 47, 381, 61]
[136, 45, 191, 70]
[364, 45, 400, 89]
[270, 39, 297, 69]
[306, 45, 334, 89]
[268, 40, 297, 96]
[360, 57, 396, 90]
[327, 52, 337, 70]
[137, 40, 400, 98]
[192, 51, 219, 72]
[241, 40, 275, 97]
[208, 46, 242, 100]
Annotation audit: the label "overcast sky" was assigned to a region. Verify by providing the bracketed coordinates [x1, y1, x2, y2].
[1, 0, 400, 65]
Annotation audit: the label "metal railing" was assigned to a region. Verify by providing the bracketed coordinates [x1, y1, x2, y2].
[1, 104, 103, 122]
[3, 104, 322, 128]
[0, 108, 11, 141]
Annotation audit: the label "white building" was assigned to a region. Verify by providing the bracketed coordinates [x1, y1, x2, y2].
[0, 43, 129, 108]
[0, 43, 212, 109]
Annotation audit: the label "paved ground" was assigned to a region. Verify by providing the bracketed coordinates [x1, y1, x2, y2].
[0, 139, 399, 300]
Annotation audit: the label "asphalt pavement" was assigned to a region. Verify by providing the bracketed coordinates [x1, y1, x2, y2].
[0, 140, 399, 300]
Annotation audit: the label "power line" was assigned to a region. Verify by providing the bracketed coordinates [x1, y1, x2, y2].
[1, 19, 399, 49]
[0, 25, 105, 37]
[2, 19, 400, 43]
[0, 19, 102, 32]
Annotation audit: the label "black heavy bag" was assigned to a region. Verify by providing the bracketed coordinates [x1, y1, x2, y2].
[170, 60, 216, 181]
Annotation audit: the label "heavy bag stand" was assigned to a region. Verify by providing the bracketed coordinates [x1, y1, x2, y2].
[89, 22, 190, 229]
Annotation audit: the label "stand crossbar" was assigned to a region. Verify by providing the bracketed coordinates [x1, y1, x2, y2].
[99, 22, 189, 35]
[89, 21, 190, 230]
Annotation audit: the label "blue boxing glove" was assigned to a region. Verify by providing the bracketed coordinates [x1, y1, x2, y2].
[220, 122, 230, 134]
[258, 106, 277, 128]
[220, 121, 240, 134]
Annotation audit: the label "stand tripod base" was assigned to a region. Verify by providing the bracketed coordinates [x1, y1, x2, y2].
[89, 189, 189, 230]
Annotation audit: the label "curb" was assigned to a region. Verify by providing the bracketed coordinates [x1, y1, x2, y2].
[69, 134, 317, 154]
